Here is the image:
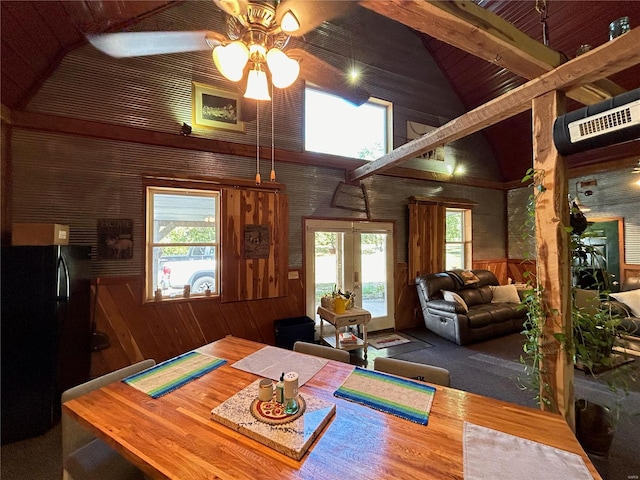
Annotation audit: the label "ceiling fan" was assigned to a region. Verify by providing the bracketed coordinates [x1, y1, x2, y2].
[86, 0, 369, 105]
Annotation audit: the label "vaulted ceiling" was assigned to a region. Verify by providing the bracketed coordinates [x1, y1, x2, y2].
[2, 0, 639, 184]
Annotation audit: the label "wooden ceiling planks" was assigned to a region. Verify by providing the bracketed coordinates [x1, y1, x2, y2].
[350, 27, 640, 182]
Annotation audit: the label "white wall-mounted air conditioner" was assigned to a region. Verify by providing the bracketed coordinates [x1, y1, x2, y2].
[553, 88, 640, 155]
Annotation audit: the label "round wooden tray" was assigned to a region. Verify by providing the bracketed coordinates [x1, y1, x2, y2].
[250, 395, 306, 425]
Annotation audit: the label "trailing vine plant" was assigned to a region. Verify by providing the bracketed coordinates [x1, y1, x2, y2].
[517, 167, 562, 412]
[518, 168, 636, 416]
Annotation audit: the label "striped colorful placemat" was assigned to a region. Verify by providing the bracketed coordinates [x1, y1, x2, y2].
[123, 351, 226, 398]
[333, 367, 436, 425]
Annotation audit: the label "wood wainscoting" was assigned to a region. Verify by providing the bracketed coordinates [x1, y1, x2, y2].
[90, 274, 305, 378]
[473, 259, 536, 285]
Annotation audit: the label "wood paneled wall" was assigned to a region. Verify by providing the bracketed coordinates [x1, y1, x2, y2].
[472, 259, 536, 285]
[622, 266, 640, 282]
[90, 274, 305, 378]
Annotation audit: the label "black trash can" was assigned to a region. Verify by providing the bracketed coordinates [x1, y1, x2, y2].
[274, 316, 315, 350]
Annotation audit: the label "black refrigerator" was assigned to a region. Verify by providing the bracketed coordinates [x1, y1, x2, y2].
[1, 245, 92, 444]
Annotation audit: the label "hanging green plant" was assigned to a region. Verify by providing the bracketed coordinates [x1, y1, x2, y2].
[517, 168, 636, 431]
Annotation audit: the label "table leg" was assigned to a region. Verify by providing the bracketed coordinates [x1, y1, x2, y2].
[363, 322, 368, 360]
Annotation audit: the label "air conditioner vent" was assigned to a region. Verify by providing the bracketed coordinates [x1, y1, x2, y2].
[553, 88, 640, 156]
[568, 100, 640, 143]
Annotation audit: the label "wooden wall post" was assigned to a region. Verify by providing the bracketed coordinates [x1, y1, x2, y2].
[532, 90, 574, 428]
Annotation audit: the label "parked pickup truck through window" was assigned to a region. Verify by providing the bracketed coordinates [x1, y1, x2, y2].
[158, 246, 216, 294]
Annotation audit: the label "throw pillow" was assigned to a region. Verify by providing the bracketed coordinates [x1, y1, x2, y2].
[443, 290, 469, 313]
[490, 284, 521, 304]
[609, 289, 640, 317]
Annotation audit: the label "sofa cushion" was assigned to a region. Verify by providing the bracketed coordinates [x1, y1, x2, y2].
[490, 285, 521, 304]
[610, 289, 640, 317]
[459, 286, 493, 307]
[443, 290, 469, 313]
[466, 308, 495, 329]
[416, 273, 457, 301]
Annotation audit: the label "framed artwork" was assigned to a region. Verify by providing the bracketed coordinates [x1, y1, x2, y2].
[192, 82, 244, 132]
[97, 218, 133, 260]
[406, 121, 445, 162]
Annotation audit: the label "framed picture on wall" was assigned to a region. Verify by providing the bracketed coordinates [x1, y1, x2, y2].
[406, 121, 445, 162]
[192, 82, 244, 132]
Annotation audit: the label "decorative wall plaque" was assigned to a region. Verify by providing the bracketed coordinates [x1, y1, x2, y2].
[244, 224, 270, 259]
[97, 218, 133, 260]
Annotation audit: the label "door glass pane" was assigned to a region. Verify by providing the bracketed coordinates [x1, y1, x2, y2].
[314, 232, 344, 313]
[361, 233, 388, 317]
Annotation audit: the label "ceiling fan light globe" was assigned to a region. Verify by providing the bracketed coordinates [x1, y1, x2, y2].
[280, 11, 300, 33]
[244, 69, 271, 100]
[212, 41, 249, 82]
[267, 48, 299, 88]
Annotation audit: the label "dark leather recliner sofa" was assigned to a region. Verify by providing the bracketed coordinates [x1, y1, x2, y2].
[415, 269, 527, 346]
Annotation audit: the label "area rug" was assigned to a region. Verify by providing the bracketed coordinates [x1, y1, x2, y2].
[369, 333, 412, 349]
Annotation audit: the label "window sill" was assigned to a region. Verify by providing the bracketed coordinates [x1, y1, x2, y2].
[144, 294, 218, 305]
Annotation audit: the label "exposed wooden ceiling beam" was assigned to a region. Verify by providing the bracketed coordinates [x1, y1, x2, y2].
[359, 0, 625, 105]
[350, 27, 640, 182]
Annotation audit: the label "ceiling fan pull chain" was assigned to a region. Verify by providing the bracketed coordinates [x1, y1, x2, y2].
[535, 0, 550, 46]
[256, 101, 261, 186]
[270, 83, 276, 182]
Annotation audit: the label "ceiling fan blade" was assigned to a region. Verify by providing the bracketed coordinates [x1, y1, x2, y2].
[275, 0, 357, 36]
[86, 31, 226, 58]
[288, 48, 370, 106]
[213, 0, 249, 17]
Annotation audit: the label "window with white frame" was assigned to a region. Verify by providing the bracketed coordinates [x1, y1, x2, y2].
[445, 208, 472, 270]
[304, 86, 392, 160]
[146, 186, 219, 301]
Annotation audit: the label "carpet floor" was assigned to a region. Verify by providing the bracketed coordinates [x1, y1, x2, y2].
[400, 327, 640, 480]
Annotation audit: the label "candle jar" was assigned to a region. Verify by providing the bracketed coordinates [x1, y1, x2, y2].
[575, 44, 591, 57]
[609, 17, 630, 40]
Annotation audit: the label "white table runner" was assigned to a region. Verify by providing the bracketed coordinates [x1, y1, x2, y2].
[463, 422, 593, 480]
[230, 346, 328, 386]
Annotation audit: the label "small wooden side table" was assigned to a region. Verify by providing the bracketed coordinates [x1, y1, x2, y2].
[317, 306, 371, 359]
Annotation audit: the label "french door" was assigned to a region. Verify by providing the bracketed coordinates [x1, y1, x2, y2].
[304, 219, 395, 332]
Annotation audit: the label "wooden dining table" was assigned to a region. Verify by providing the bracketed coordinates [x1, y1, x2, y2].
[63, 335, 601, 479]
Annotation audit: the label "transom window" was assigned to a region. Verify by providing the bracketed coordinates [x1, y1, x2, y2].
[445, 208, 472, 270]
[146, 186, 219, 301]
[304, 86, 392, 160]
